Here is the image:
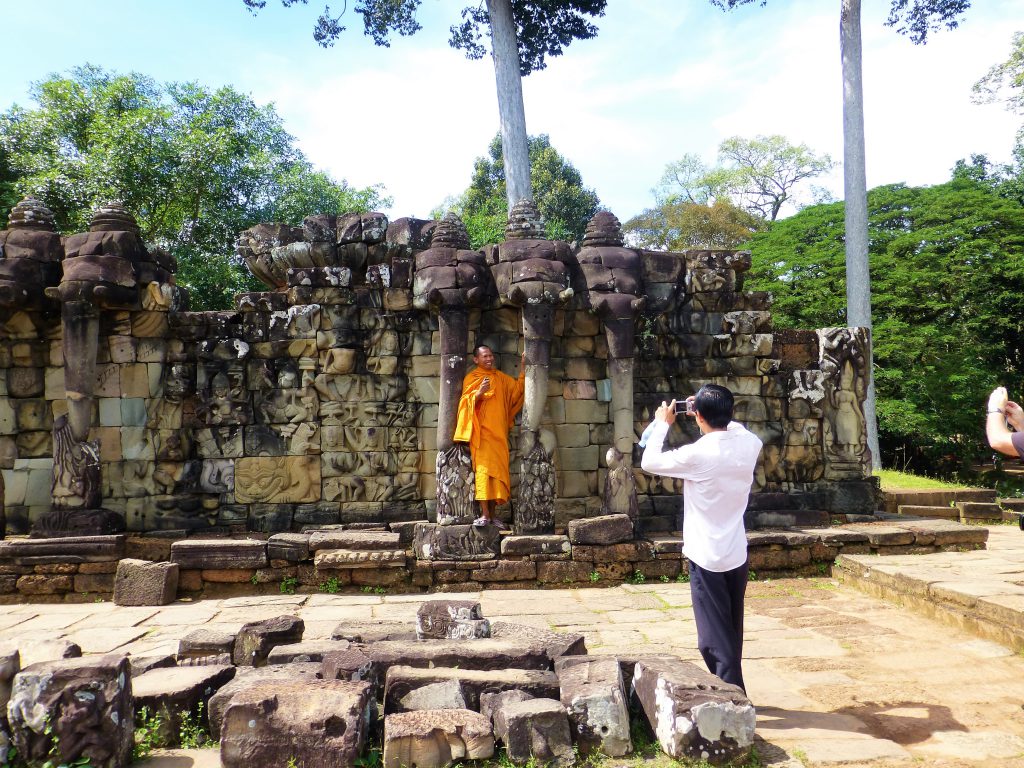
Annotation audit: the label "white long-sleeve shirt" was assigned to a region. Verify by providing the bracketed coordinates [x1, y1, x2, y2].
[641, 420, 762, 572]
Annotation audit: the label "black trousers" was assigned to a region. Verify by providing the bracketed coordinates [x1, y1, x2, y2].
[689, 558, 748, 692]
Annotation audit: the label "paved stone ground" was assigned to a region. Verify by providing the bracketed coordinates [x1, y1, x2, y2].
[7, 527, 1024, 767]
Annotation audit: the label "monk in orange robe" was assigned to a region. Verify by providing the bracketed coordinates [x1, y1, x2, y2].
[454, 344, 525, 526]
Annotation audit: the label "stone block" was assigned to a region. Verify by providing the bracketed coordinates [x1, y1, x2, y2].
[564, 399, 609, 424]
[363, 639, 550, 681]
[384, 665, 559, 714]
[221, 680, 373, 768]
[501, 535, 571, 557]
[113, 558, 178, 606]
[632, 658, 754, 765]
[489, 622, 587, 661]
[332, 620, 418, 643]
[557, 445, 601, 471]
[413, 522, 501, 561]
[133, 664, 236, 747]
[568, 514, 634, 545]
[0, 639, 80, 669]
[316, 549, 406, 569]
[496, 698, 574, 766]
[480, 689, 534, 726]
[207, 662, 322, 740]
[309, 529, 402, 550]
[537, 561, 593, 584]
[179, 629, 237, 659]
[234, 614, 305, 666]
[267, 532, 311, 562]
[383, 709, 494, 768]
[266, 640, 352, 664]
[417, 599, 490, 640]
[8, 656, 133, 768]
[321, 648, 375, 684]
[556, 656, 632, 756]
[472, 560, 536, 581]
[169, 539, 267, 570]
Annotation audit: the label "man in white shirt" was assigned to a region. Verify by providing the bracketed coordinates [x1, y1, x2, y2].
[640, 384, 763, 692]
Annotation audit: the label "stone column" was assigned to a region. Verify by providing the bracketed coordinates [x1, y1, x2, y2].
[413, 213, 493, 526]
[491, 200, 573, 535]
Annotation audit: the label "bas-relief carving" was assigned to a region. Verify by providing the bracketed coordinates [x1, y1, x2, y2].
[435, 444, 476, 526]
[322, 473, 417, 503]
[817, 327, 870, 473]
[314, 374, 407, 403]
[255, 387, 319, 425]
[603, 447, 639, 521]
[50, 414, 100, 509]
[198, 367, 251, 427]
[365, 328, 400, 375]
[234, 455, 320, 503]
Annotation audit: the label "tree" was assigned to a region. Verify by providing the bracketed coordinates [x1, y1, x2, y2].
[623, 199, 765, 251]
[242, 0, 606, 211]
[974, 31, 1024, 114]
[655, 136, 832, 223]
[0, 65, 388, 310]
[713, 0, 972, 471]
[0, 147, 18, 230]
[443, 133, 600, 248]
[746, 175, 1024, 474]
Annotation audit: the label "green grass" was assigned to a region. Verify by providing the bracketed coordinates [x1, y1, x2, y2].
[875, 469, 968, 490]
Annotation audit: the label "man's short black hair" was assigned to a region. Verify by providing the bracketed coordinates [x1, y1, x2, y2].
[694, 384, 734, 429]
[472, 344, 494, 357]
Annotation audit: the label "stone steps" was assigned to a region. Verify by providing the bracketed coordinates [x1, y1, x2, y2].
[883, 488, 996, 514]
[896, 504, 960, 520]
[956, 501, 1003, 523]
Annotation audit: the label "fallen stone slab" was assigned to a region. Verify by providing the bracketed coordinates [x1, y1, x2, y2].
[133, 664, 236, 748]
[0, 648, 18, 713]
[500, 535, 571, 557]
[417, 599, 490, 640]
[413, 522, 501, 561]
[558, 653, 680, 689]
[309, 530, 403, 550]
[179, 629, 236, 659]
[315, 549, 406, 569]
[221, 680, 374, 768]
[170, 539, 267, 570]
[631, 658, 755, 765]
[321, 648, 375, 685]
[895, 519, 989, 546]
[267, 532, 311, 562]
[332, 619, 417, 643]
[490, 621, 587, 661]
[178, 654, 233, 667]
[128, 654, 177, 677]
[956, 501, 1002, 521]
[897, 504, 960, 520]
[266, 639, 351, 664]
[556, 656, 632, 757]
[0, 638, 81, 669]
[8, 655, 133, 768]
[384, 665, 559, 714]
[113, 558, 178, 606]
[361, 639, 551, 679]
[233, 614, 304, 666]
[0, 535, 125, 564]
[480, 690, 533, 726]
[496, 698, 574, 766]
[568, 514, 634, 545]
[843, 524, 915, 547]
[397, 679, 468, 712]
[208, 663, 322, 741]
[383, 709, 495, 768]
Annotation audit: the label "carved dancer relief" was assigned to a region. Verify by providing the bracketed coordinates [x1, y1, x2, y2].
[435, 444, 476, 526]
[603, 447, 639, 522]
[50, 415, 100, 510]
[817, 327, 871, 474]
[516, 434, 557, 535]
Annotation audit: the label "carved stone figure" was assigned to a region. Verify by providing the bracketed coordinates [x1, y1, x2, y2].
[49, 415, 100, 510]
[603, 447, 639, 522]
[0, 197, 63, 310]
[817, 327, 871, 476]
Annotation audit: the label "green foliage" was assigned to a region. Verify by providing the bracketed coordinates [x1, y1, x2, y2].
[246, 0, 608, 77]
[624, 198, 764, 250]
[0, 64, 388, 310]
[652, 135, 832, 225]
[355, 746, 383, 768]
[746, 175, 1024, 473]
[626, 570, 646, 585]
[973, 31, 1024, 115]
[360, 585, 388, 595]
[178, 703, 212, 749]
[445, 133, 600, 248]
[319, 576, 343, 594]
[133, 706, 165, 761]
[588, 570, 601, 583]
[280, 575, 299, 594]
[710, 0, 970, 44]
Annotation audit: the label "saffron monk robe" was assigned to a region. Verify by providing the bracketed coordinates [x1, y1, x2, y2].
[454, 344, 525, 527]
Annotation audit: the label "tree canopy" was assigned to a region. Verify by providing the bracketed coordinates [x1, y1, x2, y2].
[745, 174, 1024, 472]
[623, 199, 764, 251]
[710, 0, 970, 44]
[654, 136, 832, 223]
[0, 65, 388, 310]
[244, 0, 607, 76]
[442, 133, 600, 248]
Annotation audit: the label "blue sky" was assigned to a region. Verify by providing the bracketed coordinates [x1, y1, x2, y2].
[1, 0, 1020, 222]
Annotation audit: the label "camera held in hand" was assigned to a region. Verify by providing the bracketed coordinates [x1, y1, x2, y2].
[674, 398, 695, 416]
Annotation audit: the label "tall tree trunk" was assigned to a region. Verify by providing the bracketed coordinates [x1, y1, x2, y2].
[841, 0, 881, 470]
[486, 0, 533, 209]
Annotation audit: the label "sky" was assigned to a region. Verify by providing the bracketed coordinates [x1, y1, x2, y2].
[0, 0, 1020, 223]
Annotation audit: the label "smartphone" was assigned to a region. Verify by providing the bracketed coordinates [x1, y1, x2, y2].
[674, 399, 695, 415]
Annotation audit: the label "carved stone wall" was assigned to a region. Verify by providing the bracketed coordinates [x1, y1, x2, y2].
[0, 203, 874, 536]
